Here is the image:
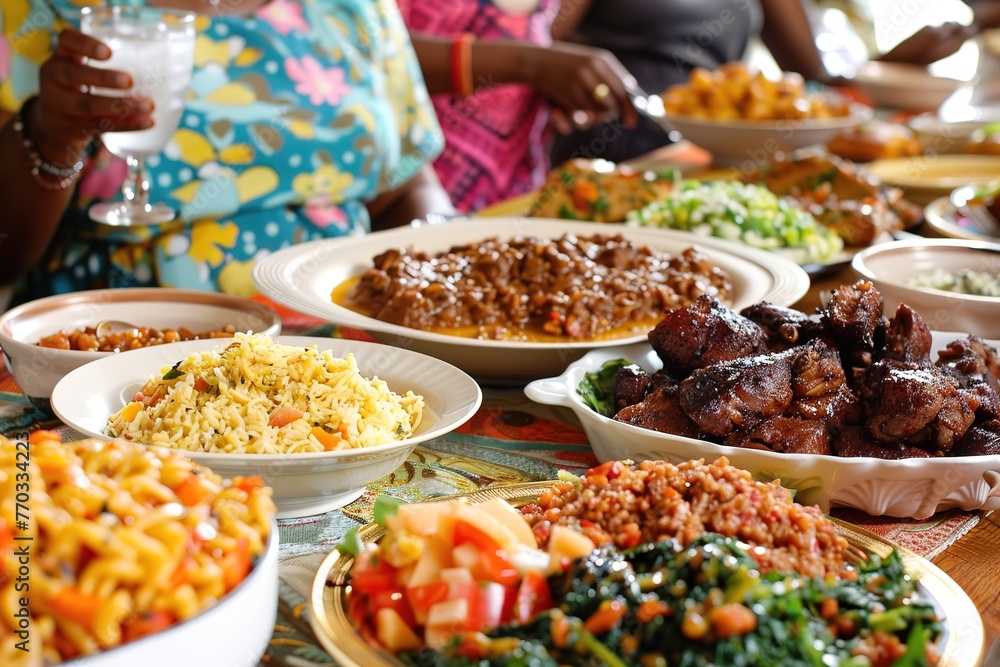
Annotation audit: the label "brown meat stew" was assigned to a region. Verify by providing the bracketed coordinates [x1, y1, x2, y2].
[337, 234, 732, 341]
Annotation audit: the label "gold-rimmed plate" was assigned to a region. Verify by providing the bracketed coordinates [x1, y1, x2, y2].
[308, 482, 984, 667]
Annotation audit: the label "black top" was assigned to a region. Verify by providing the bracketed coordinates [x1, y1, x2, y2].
[551, 0, 764, 164]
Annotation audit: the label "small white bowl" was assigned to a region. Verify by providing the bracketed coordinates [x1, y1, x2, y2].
[850, 61, 966, 111]
[851, 239, 1000, 337]
[907, 111, 1000, 154]
[0, 288, 281, 413]
[51, 336, 483, 518]
[664, 104, 873, 167]
[68, 523, 278, 667]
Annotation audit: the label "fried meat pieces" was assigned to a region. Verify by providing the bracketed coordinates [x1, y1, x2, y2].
[611, 282, 1000, 459]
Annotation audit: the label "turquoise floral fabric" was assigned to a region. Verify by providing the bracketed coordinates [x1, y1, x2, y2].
[0, 0, 443, 300]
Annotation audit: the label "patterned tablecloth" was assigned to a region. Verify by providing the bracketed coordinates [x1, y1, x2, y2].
[1, 315, 986, 666]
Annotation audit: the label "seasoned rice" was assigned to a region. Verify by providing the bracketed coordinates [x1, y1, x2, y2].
[106, 333, 424, 454]
[523, 457, 849, 579]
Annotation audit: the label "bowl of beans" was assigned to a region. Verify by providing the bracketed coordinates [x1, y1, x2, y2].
[0, 288, 281, 413]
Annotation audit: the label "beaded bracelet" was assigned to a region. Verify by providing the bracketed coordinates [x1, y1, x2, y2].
[11, 100, 85, 191]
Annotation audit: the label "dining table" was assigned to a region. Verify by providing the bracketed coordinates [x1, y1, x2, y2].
[4, 145, 999, 667]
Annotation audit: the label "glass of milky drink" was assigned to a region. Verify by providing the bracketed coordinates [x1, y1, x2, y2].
[80, 6, 196, 227]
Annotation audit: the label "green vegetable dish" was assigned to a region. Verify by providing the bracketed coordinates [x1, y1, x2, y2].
[627, 180, 844, 264]
[400, 534, 940, 667]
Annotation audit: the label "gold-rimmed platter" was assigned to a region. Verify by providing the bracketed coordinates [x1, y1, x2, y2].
[308, 482, 984, 667]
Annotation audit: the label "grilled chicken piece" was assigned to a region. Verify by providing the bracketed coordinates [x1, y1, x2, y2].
[678, 351, 795, 437]
[725, 417, 831, 455]
[952, 420, 1000, 456]
[614, 382, 702, 438]
[789, 340, 858, 426]
[861, 360, 979, 452]
[649, 295, 767, 378]
[824, 280, 885, 351]
[936, 336, 1000, 420]
[884, 303, 933, 366]
[832, 426, 935, 459]
[740, 302, 828, 352]
[612, 365, 652, 411]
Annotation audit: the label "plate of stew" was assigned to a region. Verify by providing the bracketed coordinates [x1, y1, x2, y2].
[253, 218, 809, 384]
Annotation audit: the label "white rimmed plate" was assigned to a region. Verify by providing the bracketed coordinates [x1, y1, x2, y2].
[51, 337, 482, 518]
[923, 197, 1000, 241]
[252, 218, 810, 385]
[524, 332, 1000, 519]
[866, 155, 1000, 205]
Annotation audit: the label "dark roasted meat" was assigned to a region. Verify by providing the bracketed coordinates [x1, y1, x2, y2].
[952, 420, 1000, 457]
[861, 361, 978, 452]
[614, 382, 702, 438]
[678, 351, 794, 437]
[831, 426, 935, 459]
[884, 303, 933, 366]
[612, 365, 652, 412]
[740, 302, 828, 351]
[936, 336, 1000, 420]
[648, 295, 767, 377]
[726, 417, 831, 455]
[789, 340, 858, 426]
[824, 280, 885, 351]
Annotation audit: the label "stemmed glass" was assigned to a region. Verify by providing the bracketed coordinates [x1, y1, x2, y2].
[80, 6, 196, 227]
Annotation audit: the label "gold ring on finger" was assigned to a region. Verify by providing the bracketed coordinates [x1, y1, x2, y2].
[592, 83, 610, 102]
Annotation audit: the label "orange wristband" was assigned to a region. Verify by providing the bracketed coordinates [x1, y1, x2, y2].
[450, 33, 475, 97]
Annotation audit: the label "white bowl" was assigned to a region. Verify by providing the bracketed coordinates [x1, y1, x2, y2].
[907, 111, 1000, 154]
[252, 218, 810, 385]
[69, 523, 278, 666]
[0, 288, 282, 413]
[664, 103, 873, 167]
[850, 61, 966, 111]
[851, 239, 1000, 337]
[525, 337, 1000, 519]
[50, 336, 483, 518]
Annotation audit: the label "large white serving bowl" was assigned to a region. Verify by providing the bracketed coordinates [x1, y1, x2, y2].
[252, 218, 810, 385]
[525, 334, 1000, 519]
[51, 336, 482, 518]
[849, 61, 966, 111]
[852, 239, 1000, 338]
[68, 523, 278, 666]
[663, 103, 872, 167]
[0, 288, 281, 414]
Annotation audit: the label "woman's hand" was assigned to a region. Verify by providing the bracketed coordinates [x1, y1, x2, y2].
[32, 29, 154, 166]
[520, 42, 638, 131]
[878, 23, 977, 66]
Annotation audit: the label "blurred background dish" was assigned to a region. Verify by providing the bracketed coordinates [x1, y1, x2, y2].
[662, 104, 872, 167]
[0, 288, 281, 414]
[849, 61, 967, 111]
[852, 238, 1000, 337]
[864, 154, 1000, 205]
[50, 336, 483, 518]
[907, 112, 1000, 155]
[252, 219, 810, 384]
[923, 197, 1000, 241]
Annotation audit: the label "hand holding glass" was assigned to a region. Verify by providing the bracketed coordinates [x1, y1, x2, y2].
[80, 6, 196, 227]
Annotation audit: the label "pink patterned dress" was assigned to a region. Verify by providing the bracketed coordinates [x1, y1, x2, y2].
[397, 0, 558, 213]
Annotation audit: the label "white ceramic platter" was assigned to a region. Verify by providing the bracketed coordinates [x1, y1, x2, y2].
[252, 218, 809, 384]
[924, 196, 1000, 242]
[525, 333, 1000, 519]
[51, 337, 482, 518]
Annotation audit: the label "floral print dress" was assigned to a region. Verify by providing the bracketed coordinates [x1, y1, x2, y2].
[0, 0, 443, 302]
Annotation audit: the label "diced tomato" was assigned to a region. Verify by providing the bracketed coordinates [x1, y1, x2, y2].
[351, 549, 399, 595]
[268, 405, 304, 427]
[407, 582, 449, 616]
[369, 588, 417, 628]
[310, 426, 343, 451]
[500, 583, 519, 625]
[28, 429, 61, 444]
[585, 460, 624, 480]
[479, 547, 519, 586]
[123, 611, 175, 643]
[193, 376, 210, 392]
[49, 586, 103, 629]
[169, 555, 197, 588]
[0, 522, 12, 553]
[454, 519, 502, 554]
[218, 539, 251, 592]
[514, 571, 554, 624]
[475, 582, 507, 630]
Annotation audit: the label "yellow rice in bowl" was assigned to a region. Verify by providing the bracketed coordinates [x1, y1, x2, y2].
[106, 333, 424, 454]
